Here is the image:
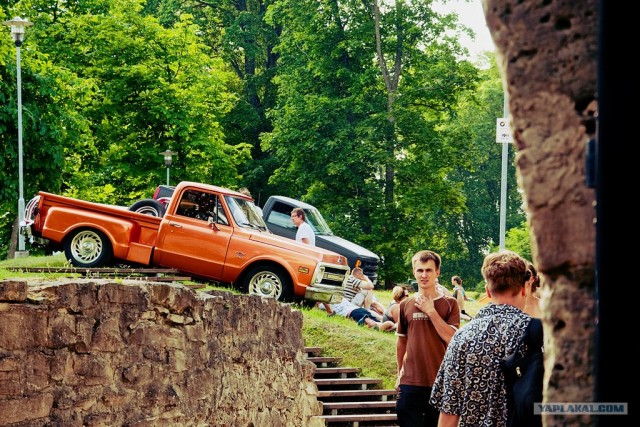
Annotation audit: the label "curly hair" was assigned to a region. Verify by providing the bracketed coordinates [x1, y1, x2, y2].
[481, 250, 527, 296]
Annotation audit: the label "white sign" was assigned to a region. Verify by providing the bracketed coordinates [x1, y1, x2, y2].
[496, 118, 513, 143]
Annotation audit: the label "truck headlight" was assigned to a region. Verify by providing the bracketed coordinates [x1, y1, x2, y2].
[312, 265, 325, 284]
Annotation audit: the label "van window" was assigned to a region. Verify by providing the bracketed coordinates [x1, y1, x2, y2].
[266, 201, 297, 230]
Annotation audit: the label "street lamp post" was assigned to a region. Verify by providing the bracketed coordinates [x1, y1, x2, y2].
[159, 150, 176, 186]
[3, 17, 33, 256]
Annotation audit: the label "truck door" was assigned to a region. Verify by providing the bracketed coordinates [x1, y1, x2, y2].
[155, 189, 232, 279]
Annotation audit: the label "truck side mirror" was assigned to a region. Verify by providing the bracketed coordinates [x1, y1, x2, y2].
[208, 217, 219, 231]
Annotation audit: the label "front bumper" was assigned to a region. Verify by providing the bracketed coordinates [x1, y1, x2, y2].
[304, 286, 344, 304]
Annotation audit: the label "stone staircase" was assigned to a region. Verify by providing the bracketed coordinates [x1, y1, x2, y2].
[306, 346, 399, 427]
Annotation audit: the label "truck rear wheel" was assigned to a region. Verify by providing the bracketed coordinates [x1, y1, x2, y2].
[64, 228, 113, 268]
[244, 265, 293, 302]
[129, 199, 166, 217]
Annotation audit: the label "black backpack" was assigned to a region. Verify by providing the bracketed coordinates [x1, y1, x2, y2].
[500, 318, 544, 427]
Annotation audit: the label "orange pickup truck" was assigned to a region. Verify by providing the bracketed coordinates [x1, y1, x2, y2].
[21, 181, 350, 303]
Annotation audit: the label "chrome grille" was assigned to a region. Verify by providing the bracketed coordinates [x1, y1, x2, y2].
[318, 264, 349, 288]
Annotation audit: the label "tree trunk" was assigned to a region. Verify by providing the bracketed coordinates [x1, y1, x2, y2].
[7, 216, 18, 260]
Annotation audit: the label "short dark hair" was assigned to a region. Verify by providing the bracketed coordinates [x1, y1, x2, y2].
[291, 208, 305, 220]
[411, 250, 441, 270]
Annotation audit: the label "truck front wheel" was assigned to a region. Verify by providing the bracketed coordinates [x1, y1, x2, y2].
[244, 265, 293, 302]
[64, 228, 113, 268]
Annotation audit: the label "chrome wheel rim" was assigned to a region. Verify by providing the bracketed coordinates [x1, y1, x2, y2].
[70, 230, 103, 263]
[248, 271, 283, 299]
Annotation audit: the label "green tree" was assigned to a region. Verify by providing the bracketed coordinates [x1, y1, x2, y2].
[1, 0, 525, 273]
[264, 0, 479, 284]
[143, 0, 282, 202]
[0, 0, 246, 258]
[504, 221, 532, 261]
[27, 0, 246, 203]
[1, 3, 94, 258]
[435, 58, 525, 288]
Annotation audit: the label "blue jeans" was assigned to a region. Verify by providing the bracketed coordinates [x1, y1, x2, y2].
[396, 384, 439, 427]
[348, 307, 376, 325]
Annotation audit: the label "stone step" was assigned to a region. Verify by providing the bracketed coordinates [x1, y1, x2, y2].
[307, 346, 398, 426]
[304, 346, 323, 356]
[315, 377, 382, 389]
[313, 412, 398, 426]
[322, 400, 397, 415]
[307, 356, 343, 367]
[315, 366, 361, 377]
[317, 389, 397, 401]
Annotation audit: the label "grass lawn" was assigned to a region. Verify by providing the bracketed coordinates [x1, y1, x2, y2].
[0, 254, 485, 389]
[0, 252, 77, 280]
[299, 288, 484, 389]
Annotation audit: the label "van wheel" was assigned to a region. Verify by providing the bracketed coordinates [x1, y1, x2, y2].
[243, 265, 293, 302]
[64, 228, 113, 268]
[129, 199, 166, 217]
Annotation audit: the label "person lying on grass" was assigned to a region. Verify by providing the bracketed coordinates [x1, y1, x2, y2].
[324, 297, 395, 331]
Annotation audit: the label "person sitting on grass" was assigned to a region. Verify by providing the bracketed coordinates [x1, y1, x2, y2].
[344, 267, 385, 317]
[380, 285, 411, 331]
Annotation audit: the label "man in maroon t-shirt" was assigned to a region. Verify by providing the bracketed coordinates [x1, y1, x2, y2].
[395, 250, 460, 426]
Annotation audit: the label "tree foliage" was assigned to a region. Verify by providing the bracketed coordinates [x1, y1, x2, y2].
[1, 0, 526, 284]
[263, 0, 484, 283]
[143, 0, 282, 201]
[434, 59, 526, 288]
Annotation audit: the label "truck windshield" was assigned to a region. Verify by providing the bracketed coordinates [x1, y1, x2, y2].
[225, 196, 269, 231]
[305, 208, 334, 235]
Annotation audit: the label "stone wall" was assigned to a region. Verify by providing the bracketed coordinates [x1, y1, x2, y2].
[0, 279, 323, 427]
[484, 1, 598, 425]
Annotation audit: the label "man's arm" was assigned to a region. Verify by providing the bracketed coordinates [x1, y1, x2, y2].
[358, 281, 374, 290]
[396, 336, 407, 373]
[428, 314, 457, 344]
[354, 272, 374, 290]
[395, 335, 407, 389]
[438, 412, 460, 427]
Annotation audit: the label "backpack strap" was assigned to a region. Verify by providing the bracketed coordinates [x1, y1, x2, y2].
[524, 318, 544, 353]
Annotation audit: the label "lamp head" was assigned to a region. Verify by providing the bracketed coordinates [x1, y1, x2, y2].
[159, 149, 176, 167]
[2, 17, 33, 47]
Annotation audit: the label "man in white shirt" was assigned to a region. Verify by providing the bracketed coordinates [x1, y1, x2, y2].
[291, 208, 315, 245]
[292, 207, 332, 314]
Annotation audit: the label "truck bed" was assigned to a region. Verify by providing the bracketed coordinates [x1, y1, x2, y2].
[36, 192, 162, 263]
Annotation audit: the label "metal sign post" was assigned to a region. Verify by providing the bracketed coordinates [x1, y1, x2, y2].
[496, 97, 513, 250]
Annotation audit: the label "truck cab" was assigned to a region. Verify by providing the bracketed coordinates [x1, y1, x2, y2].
[262, 195, 380, 284]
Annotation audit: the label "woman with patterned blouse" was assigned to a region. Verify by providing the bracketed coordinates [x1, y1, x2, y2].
[430, 250, 537, 427]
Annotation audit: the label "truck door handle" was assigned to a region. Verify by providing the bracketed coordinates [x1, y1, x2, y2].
[169, 222, 182, 228]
